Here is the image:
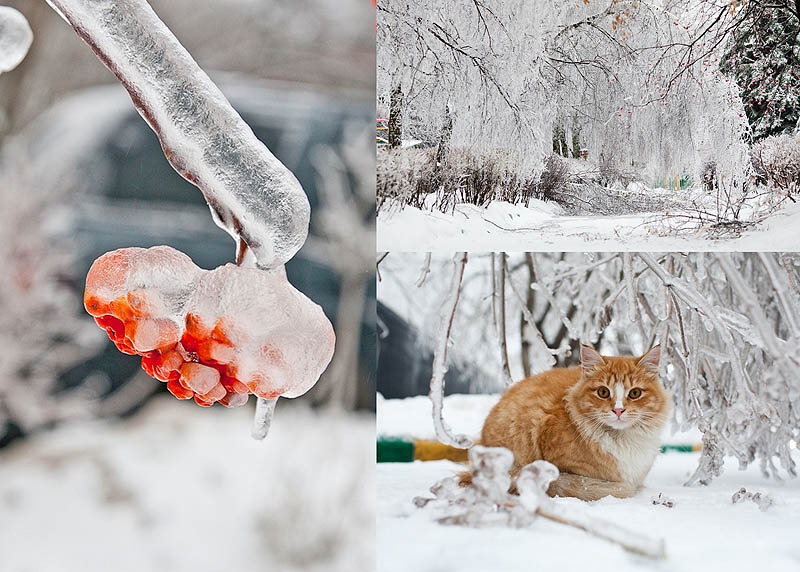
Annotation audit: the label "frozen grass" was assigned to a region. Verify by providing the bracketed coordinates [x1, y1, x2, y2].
[0, 397, 375, 572]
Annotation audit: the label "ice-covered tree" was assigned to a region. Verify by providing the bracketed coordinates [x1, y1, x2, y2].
[377, 0, 755, 202]
[721, 3, 800, 140]
[378, 252, 800, 484]
[377, 0, 551, 174]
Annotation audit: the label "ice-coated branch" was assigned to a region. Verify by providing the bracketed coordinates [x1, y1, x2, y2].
[46, 0, 310, 269]
[492, 253, 513, 385]
[622, 253, 639, 323]
[429, 252, 473, 448]
[416, 252, 432, 287]
[536, 503, 665, 559]
[759, 253, 800, 340]
[0, 6, 33, 74]
[415, 446, 666, 559]
[503, 256, 556, 371]
[49, 0, 338, 440]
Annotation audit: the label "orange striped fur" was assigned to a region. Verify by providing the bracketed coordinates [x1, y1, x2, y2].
[461, 345, 669, 501]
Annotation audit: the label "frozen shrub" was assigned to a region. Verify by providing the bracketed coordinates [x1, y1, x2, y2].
[702, 161, 717, 192]
[751, 134, 800, 195]
[377, 147, 538, 213]
[596, 160, 640, 189]
[376, 147, 437, 213]
[537, 154, 571, 202]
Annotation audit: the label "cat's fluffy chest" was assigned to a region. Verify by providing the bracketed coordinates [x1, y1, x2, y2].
[591, 426, 662, 484]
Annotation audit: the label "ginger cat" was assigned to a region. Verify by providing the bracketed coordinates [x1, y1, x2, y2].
[462, 345, 670, 501]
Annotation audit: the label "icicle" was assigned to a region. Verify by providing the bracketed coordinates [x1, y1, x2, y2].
[251, 397, 278, 441]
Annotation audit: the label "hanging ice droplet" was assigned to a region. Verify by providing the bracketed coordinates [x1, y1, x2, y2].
[0, 7, 33, 74]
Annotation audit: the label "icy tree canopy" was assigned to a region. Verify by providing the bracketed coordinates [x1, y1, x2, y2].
[47, 0, 310, 268]
[378, 0, 751, 187]
[380, 252, 800, 484]
[0, 6, 33, 74]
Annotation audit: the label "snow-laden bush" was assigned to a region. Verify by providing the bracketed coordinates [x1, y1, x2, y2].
[376, 147, 437, 213]
[537, 155, 571, 203]
[0, 165, 104, 438]
[751, 134, 800, 195]
[377, 147, 538, 213]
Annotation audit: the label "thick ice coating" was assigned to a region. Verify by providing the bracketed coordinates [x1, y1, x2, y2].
[85, 246, 335, 407]
[85, 246, 201, 355]
[0, 7, 33, 74]
[184, 265, 336, 399]
[48, 0, 310, 268]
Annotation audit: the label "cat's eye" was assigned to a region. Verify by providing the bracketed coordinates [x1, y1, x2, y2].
[628, 388, 643, 399]
[596, 387, 610, 398]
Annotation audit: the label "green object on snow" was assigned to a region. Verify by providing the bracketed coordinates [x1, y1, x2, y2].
[661, 444, 699, 453]
[377, 439, 414, 462]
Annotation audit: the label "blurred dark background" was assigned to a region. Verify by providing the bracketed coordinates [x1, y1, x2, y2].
[0, 0, 375, 448]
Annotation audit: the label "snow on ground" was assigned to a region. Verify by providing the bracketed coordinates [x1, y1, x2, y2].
[0, 396, 375, 572]
[378, 393, 703, 445]
[377, 199, 800, 251]
[377, 455, 800, 572]
[377, 394, 799, 572]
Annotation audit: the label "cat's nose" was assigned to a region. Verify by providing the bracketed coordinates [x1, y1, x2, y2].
[613, 408, 625, 419]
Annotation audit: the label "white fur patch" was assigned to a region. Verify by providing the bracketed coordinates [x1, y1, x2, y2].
[614, 382, 624, 410]
[595, 426, 662, 484]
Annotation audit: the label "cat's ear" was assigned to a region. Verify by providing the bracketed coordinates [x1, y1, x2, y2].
[637, 345, 661, 372]
[580, 345, 604, 371]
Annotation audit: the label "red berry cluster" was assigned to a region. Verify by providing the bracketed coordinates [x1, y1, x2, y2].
[86, 292, 261, 408]
[83, 246, 335, 409]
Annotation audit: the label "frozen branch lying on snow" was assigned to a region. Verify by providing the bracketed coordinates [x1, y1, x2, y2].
[0, 6, 33, 74]
[414, 446, 666, 559]
[46, 0, 309, 269]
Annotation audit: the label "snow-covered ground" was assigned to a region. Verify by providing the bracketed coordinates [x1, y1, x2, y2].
[0, 397, 375, 572]
[377, 394, 800, 572]
[378, 393, 702, 445]
[377, 198, 800, 251]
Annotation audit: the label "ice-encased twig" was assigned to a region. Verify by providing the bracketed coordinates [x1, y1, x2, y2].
[502, 256, 556, 370]
[429, 252, 473, 448]
[46, 0, 310, 269]
[251, 396, 278, 441]
[0, 6, 33, 74]
[417, 446, 666, 559]
[536, 504, 666, 559]
[491, 253, 514, 385]
[240, 243, 280, 441]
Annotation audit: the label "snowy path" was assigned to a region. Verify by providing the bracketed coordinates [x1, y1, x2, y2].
[378, 454, 800, 572]
[377, 200, 800, 251]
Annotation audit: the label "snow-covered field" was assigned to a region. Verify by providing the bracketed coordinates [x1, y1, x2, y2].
[0, 397, 375, 572]
[377, 199, 800, 251]
[377, 393, 702, 445]
[377, 394, 800, 572]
